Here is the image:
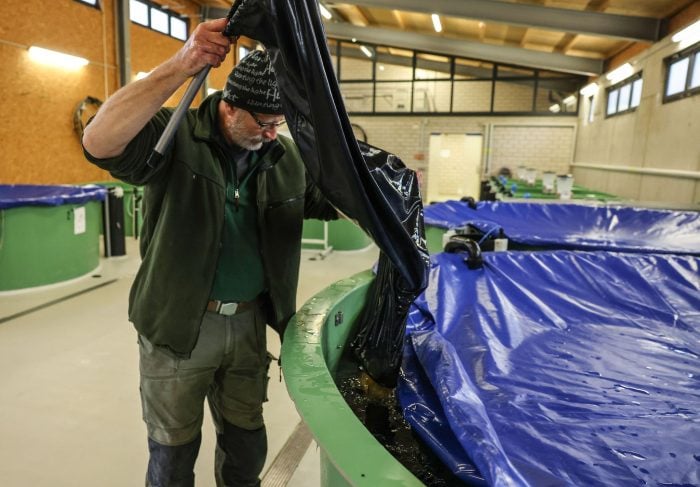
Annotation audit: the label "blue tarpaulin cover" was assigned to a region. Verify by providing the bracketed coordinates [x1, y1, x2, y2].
[0, 184, 106, 209]
[399, 251, 700, 486]
[423, 200, 700, 255]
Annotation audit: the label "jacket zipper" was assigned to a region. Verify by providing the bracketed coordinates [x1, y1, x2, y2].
[266, 194, 303, 210]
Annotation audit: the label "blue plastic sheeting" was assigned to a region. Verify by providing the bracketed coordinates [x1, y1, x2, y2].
[423, 200, 700, 255]
[399, 251, 700, 486]
[424, 200, 479, 229]
[0, 184, 106, 209]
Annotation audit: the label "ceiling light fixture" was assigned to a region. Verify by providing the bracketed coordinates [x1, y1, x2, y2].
[319, 3, 332, 20]
[562, 95, 577, 105]
[606, 63, 633, 84]
[579, 82, 598, 97]
[359, 45, 373, 58]
[672, 20, 700, 45]
[549, 104, 561, 113]
[431, 14, 442, 33]
[28, 46, 88, 69]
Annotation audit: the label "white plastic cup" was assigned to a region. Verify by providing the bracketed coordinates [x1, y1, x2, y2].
[525, 168, 537, 185]
[542, 172, 556, 193]
[557, 174, 574, 200]
[516, 166, 527, 181]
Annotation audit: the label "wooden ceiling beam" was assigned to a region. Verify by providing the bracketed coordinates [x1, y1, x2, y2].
[391, 9, 405, 30]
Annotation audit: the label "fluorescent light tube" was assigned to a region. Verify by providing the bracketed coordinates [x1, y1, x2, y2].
[431, 14, 442, 33]
[319, 3, 332, 20]
[360, 45, 373, 58]
[563, 95, 577, 105]
[28, 46, 88, 69]
[549, 104, 561, 113]
[606, 63, 633, 84]
[579, 82, 598, 96]
[672, 20, 700, 44]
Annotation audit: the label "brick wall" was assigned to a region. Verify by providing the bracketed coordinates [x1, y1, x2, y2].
[349, 116, 577, 199]
[491, 125, 575, 176]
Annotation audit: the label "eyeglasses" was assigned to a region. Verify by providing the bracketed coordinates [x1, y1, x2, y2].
[247, 110, 286, 130]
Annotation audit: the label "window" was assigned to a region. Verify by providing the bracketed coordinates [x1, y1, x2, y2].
[328, 38, 586, 115]
[170, 17, 188, 41]
[75, 0, 99, 8]
[606, 73, 642, 117]
[129, 0, 189, 42]
[630, 78, 643, 107]
[663, 42, 700, 103]
[130, 0, 149, 25]
[150, 8, 169, 34]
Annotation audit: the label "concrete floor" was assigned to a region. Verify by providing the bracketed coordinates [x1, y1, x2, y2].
[0, 238, 379, 487]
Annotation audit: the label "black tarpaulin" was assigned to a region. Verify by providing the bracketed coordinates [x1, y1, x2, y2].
[226, 0, 429, 386]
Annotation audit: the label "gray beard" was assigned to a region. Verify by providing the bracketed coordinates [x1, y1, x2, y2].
[225, 119, 264, 151]
[237, 138, 263, 151]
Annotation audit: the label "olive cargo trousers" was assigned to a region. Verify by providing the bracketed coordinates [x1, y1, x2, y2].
[138, 304, 272, 486]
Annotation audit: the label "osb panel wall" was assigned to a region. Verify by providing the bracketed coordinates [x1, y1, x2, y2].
[130, 0, 199, 108]
[0, 0, 239, 185]
[130, 1, 241, 108]
[0, 0, 118, 184]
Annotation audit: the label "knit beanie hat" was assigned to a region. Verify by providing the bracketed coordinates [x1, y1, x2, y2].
[222, 50, 283, 115]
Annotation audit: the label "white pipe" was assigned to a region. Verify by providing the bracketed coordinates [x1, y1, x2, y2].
[571, 162, 700, 180]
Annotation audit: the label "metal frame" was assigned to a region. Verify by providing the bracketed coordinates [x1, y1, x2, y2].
[662, 41, 700, 104]
[115, 0, 131, 87]
[326, 23, 603, 76]
[301, 221, 334, 260]
[332, 37, 583, 116]
[605, 72, 643, 118]
[339, 0, 663, 42]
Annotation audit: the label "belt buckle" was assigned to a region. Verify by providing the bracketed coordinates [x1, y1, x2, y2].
[219, 302, 238, 316]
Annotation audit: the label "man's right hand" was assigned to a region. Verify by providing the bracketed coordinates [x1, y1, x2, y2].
[171, 18, 232, 78]
[82, 18, 233, 160]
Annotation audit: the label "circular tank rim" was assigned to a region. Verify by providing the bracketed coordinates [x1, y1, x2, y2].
[281, 270, 423, 486]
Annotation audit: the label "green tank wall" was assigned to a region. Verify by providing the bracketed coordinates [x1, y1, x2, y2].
[282, 271, 423, 486]
[303, 219, 373, 251]
[0, 201, 102, 291]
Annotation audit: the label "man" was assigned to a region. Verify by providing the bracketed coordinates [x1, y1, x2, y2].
[82, 18, 336, 487]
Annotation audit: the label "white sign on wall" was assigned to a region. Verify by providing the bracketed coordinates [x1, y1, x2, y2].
[73, 206, 86, 235]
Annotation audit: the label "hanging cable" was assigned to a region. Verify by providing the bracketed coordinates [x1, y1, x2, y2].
[73, 96, 103, 140]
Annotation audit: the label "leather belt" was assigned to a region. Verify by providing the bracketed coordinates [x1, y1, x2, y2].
[207, 299, 256, 316]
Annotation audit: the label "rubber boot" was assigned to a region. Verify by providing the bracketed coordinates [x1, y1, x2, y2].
[215, 420, 267, 487]
[146, 434, 202, 487]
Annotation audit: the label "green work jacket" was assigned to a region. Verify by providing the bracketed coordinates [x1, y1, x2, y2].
[84, 93, 336, 357]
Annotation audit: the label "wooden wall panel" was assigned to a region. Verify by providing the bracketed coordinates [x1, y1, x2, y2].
[0, 0, 117, 184]
[131, 24, 194, 107]
[1, 0, 114, 64]
[0, 0, 232, 184]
